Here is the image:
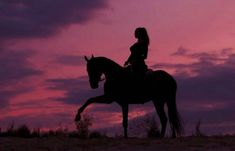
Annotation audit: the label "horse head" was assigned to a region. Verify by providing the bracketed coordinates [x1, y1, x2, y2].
[84, 55, 102, 89]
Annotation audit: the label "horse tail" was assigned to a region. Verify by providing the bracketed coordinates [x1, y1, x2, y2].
[167, 85, 184, 137]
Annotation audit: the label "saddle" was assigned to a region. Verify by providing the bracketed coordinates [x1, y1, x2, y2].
[124, 65, 153, 85]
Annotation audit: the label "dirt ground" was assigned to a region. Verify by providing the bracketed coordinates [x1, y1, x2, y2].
[0, 136, 235, 151]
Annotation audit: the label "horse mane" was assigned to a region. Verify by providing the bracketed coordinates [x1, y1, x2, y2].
[93, 56, 123, 71]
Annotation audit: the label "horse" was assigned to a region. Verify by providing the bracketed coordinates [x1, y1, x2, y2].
[75, 55, 183, 138]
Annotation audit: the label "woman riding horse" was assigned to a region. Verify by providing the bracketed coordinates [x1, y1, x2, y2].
[75, 55, 183, 138]
[124, 27, 149, 78]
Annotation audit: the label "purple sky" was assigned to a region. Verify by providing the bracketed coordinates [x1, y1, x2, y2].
[0, 0, 235, 135]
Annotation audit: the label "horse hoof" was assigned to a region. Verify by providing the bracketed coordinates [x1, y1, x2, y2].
[75, 114, 81, 122]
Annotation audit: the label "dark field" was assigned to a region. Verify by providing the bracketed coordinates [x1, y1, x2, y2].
[0, 136, 235, 151]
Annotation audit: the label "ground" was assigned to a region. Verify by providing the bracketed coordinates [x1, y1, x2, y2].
[0, 136, 235, 151]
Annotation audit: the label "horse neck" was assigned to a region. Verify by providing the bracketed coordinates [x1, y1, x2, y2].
[97, 57, 123, 81]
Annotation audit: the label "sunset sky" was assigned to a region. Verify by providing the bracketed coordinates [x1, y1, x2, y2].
[1, 0, 235, 135]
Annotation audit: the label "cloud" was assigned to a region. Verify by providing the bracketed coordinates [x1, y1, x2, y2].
[150, 47, 235, 134]
[154, 48, 235, 102]
[0, 49, 43, 86]
[171, 47, 189, 56]
[0, 0, 108, 40]
[0, 90, 20, 108]
[47, 76, 151, 122]
[179, 101, 235, 134]
[0, 48, 43, 108]
[176, 65, 235, 103]
[0, 88, 33, 108]
[55, 55, 85, 66]
[171, 47, 233, 63]
[47, 76, 103, 105]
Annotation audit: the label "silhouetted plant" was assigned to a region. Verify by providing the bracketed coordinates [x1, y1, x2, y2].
[143, 115, 161, 138]
[89, 131, 108, 138]
[0, 127, 2, 137]
[40, 126, 69, 137]
[6, 122, 15, 136]
[195, 119, 205, 137]
[54, 123, 68, 136]
[31, 128, 40, 137]
[68, 131, 79, 138]
[76, 114, 92, 138]
[15, 124, 31, 138]
[130, 114, 161, 138]
[48, 130, 56, 136]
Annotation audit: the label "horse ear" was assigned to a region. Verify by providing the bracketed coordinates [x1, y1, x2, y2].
[84, 56, 89, 62]
[92, 54, 94, 59]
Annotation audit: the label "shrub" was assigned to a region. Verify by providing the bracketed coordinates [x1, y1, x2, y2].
[15, 124, 31, 138]
[89, 131, 108, 138]
[31, 128, 40, 137]
[76, 114, 92, 138]
[195, 119, 205, 137]
[130, 114, 161, 138]
[5, 122, 16, 136]
[143, 115, 161, 138]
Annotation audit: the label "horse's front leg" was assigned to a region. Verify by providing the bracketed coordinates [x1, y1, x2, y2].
[75, 95, 113, 122]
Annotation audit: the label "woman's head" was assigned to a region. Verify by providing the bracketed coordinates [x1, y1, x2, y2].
[134, 27, 149, 45]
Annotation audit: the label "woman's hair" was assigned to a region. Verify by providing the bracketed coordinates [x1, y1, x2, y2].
[135, 27, 150, 45]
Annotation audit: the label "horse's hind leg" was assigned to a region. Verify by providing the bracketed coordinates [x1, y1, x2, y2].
[75, 95, 113, 121]
[153, 100, 167, 137]
[121, 104, 129, 138]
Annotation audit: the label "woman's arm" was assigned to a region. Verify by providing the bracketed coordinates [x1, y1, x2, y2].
[124, 54, 132, 66]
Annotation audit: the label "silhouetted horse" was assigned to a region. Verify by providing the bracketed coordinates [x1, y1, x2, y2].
[75, 56, 183, 138]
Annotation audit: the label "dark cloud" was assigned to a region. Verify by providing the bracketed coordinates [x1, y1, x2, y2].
[0, 49, 43, 86]
[46, 76, 152, 118]
[55, 55, 85, 66]
[153, 48, 235, 102]
[179, 102, 235, 135]
[47, 76, 103, 105]
[176, 66, 235, 103]
[126, 103, 235, 136]
[152, 48, 235, 134]
[0, 88, 33, 108]
[171, 47, 189, 56]
[0, 48, 43, 108]
[0, 90, 19, 108]
[171, 47, 233, 63]
[0, 0, 108, 40]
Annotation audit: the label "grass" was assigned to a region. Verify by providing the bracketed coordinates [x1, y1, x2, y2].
[0, 135, 235, 151]
[0, 114, 108, 139]
[1, 120, 235, 151]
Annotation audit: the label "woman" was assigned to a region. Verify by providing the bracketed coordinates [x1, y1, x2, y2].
[124, 27, 149, 77]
